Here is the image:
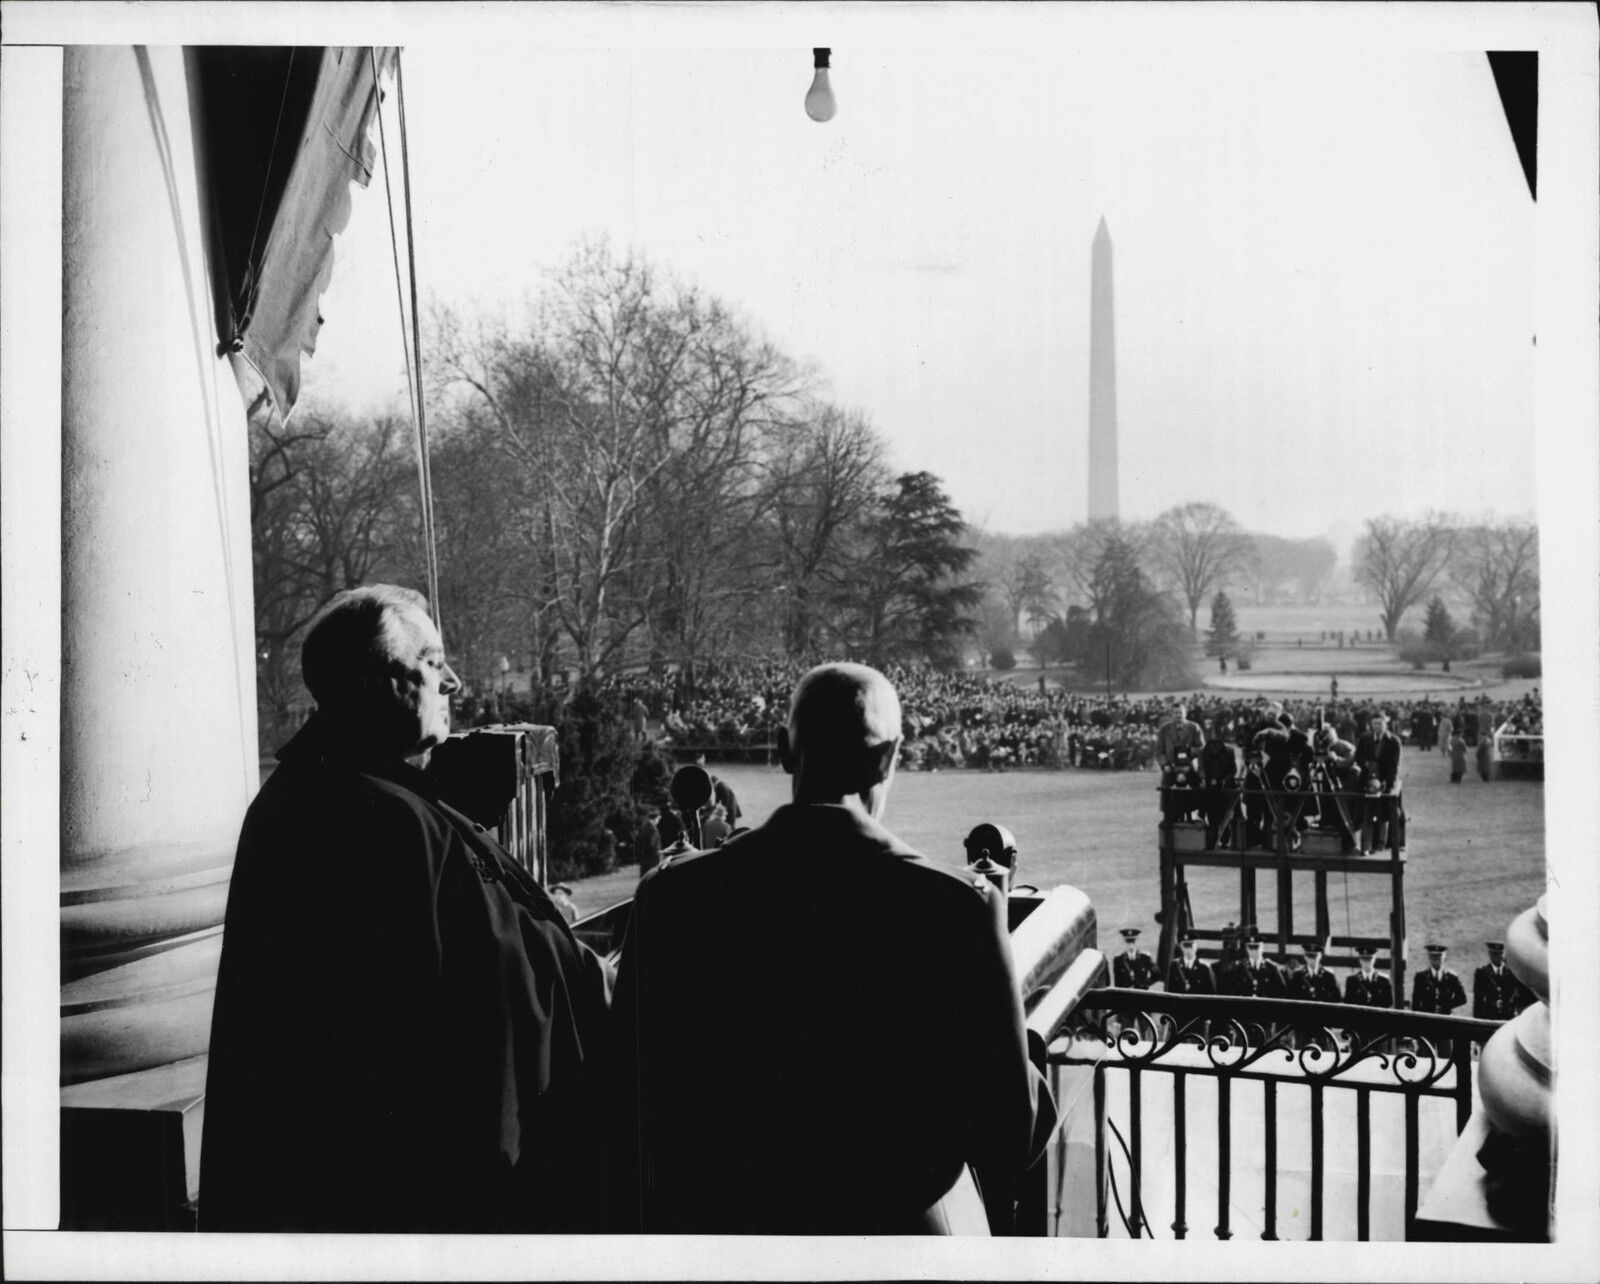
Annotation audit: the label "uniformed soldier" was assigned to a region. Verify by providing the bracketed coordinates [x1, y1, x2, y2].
[1213, 921, 1243, 995]
[1472, 941, 1535, 1021]
[1222, 932, 1285, 1045]
[1411, 943, 1467, 1014]
[1165, 933, 1216, 995]
[1112, 928, 1160, 990]
[1411, 942, 1468, 1058]
[1226, 933, 1286, 998]
[1342, 946, 1394, 1009]
[1287, 941, 1342, 1051]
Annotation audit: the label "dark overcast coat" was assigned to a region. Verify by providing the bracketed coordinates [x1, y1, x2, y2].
[607, 801, 1055, 1234]
[199, 714, 611, 1232]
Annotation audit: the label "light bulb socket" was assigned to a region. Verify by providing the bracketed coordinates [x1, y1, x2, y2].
[813, 48, 831, 69]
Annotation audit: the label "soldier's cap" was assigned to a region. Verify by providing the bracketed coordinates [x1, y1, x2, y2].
[1355, 946, 1378, 959]
[1424, 942, 1448, 954]
[1300, 941, 1324, 955]
[1119, 928, 1142, 940]
[1179, 933, 1198, 946]
[1244, 934, 1264, 948]
[1486, 941, 1506, 954]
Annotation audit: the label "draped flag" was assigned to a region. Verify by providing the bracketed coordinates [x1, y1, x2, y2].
[196, 46, 397, 420]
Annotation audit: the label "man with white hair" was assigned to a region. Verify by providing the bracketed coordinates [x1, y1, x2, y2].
[201, 585, 613, 1232]
[609, 662, 1055, 1234]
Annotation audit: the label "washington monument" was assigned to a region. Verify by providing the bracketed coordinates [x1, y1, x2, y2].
[1088, 216, 1119, 521]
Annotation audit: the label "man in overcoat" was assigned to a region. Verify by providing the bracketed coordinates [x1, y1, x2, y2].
[608, 662, 1055, 1234]
[201, 585, 613, 1232]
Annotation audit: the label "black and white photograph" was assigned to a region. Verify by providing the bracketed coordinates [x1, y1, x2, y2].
[2, 2, 1596, 1279]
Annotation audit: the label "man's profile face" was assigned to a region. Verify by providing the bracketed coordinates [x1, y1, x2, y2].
[383, 603, 461, 756]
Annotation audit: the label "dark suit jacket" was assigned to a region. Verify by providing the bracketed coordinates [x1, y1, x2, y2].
[1473, 964, 1533, 1020]
[201, 715, 612, 1232]
[1165, 959, 1216, 995]
[1343, 970, 1395, 1008]
[1227, 959, 1287, 998]
[1412, 968, 1468, 1014]
[1356, 731, 1402, 786]
[1288, 967, 1341, 1004]
[1114, 950, 1160, 989]
[608, 802, 1055, 1234]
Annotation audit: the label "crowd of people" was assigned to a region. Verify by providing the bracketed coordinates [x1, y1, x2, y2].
[602, 661, 1543, 775]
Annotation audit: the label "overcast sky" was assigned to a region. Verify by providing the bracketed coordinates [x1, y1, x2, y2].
[301, 21, 1538, 543]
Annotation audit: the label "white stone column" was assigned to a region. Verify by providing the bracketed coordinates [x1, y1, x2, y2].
[58, 46, 257, 1088]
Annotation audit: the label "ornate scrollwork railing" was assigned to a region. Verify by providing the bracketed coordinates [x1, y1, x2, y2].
[1049, 988, 1502, 1241]
[1066, 990, 1493, 1093]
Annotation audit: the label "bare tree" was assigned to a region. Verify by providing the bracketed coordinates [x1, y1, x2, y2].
[763, 403, 886, 658]
[1051, 518, 1151, 620]
[1149, 501, 1256, 633]
[248, 400, 414, 724]
[1354, 514, 1456, 641]
[435, 240, 798, 680]
[636, 291, 799, 670]
[1449, 518, 1540, 651]
[248, 392, 331, 715]
[1018, 551, 1059, 636]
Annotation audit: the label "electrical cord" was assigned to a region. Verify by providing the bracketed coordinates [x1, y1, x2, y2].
[1104, 1115, 1153, 1238]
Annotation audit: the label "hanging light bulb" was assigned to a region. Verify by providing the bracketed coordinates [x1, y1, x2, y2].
[805, 47, 836, 122]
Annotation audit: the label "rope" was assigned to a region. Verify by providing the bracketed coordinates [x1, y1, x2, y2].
[370, 49, 420, 440]
[370, 47, 444, 633]
[397, 51, 444, 630]
[240, 49, 297, 333]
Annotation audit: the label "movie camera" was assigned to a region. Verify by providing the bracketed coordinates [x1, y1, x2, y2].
[1162, 746, 1198, 790]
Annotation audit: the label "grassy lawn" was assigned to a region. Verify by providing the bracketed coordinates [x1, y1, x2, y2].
[997, 628, 1539, 703]
[569, 745, 1545, 987]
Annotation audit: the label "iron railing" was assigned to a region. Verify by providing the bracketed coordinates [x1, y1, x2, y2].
[1050, 988, 1502, 1241]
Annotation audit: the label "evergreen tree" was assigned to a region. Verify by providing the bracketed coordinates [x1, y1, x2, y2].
[1206, 589, 1240, 657]
[1070, 536, 1195, 688]
[1424, 594, 1458, 669]
[841, 471, 983, 666]
[1423, 594, 1457, 646]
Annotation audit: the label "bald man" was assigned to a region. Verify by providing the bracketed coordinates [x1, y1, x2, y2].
[608, 663, 1055, 1234]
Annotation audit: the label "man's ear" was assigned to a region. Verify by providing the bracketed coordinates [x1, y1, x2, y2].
[776, 725, 795, 776]
[869, 736, 900, 784]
